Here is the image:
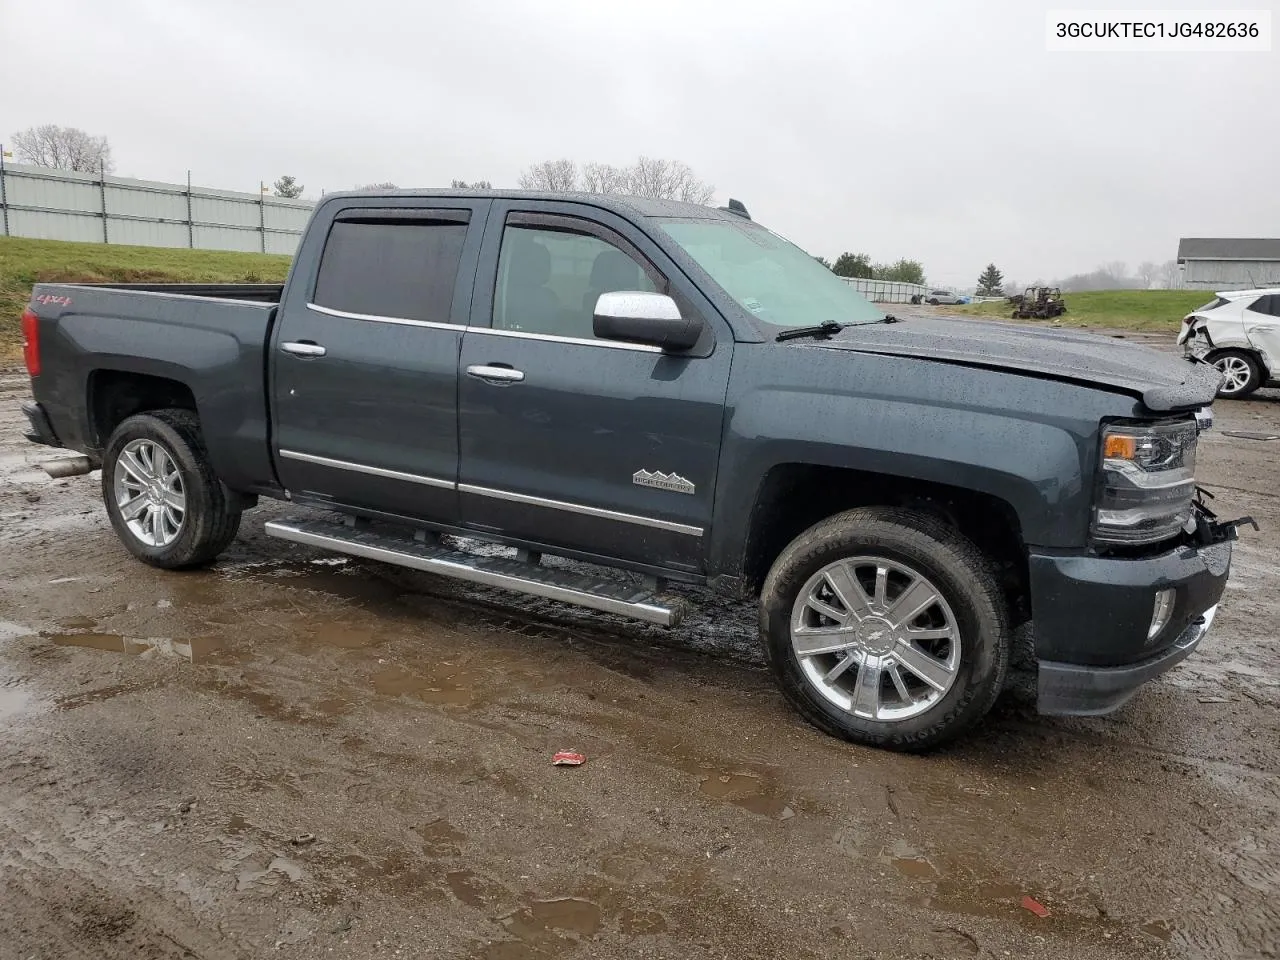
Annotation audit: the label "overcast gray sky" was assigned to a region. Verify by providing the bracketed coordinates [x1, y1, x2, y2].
[2, 0, 1276, 287]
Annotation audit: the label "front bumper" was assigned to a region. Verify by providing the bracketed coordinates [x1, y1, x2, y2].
[1028, 536, 1231, 715]
[21, 401, 61, 448]
[1038, 605, 1217, 715]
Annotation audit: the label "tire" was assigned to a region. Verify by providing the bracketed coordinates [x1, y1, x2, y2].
[760, 507, 1010, 752]
[101, 409, 242, 569]
[1209, 349, 1262, 399]
[928, 298, 939, 305]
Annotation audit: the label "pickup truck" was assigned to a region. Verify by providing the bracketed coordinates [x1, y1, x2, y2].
[19, 189, 1242, 750]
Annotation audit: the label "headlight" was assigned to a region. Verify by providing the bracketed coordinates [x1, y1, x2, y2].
[1092, 419, 1198, 546]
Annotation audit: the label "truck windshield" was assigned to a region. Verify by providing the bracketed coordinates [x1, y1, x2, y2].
[659, 218, 885, 328]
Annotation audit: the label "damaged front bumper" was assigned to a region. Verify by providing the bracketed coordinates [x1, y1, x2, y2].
[1037, 604, 1217, 715]
[1029, 506, 1247, 717]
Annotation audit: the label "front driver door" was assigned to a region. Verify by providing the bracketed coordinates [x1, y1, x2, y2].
[456, 202, 733, 574]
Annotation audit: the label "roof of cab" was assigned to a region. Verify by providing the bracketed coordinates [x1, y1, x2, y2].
[319, 189, 743, 221]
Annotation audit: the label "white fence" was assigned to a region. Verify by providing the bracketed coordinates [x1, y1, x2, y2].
[841, 278, 929, 303]
[0, 160, 314, 255]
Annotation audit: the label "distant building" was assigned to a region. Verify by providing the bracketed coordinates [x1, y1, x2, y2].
[1177, 238, 1280, 290]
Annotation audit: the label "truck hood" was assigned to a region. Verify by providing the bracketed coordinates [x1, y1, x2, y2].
[796, 316, 1221, 412]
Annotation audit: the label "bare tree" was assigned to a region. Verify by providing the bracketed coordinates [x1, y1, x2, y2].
[519, 156, 715, 203]
[358, 181, 399, 190]
[1135, 261, 1159, 289]
[1157, 259, 1180, 289]
[628, 157, 714, 204]
[451, 179, 492, 189]
[11, 124, 113, 172]
[581, 162, 631, 195]
[517, 159, 578, 191]
[1100, 261, 1128, 285]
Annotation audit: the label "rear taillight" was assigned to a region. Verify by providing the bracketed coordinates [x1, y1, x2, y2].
[21, 307, 40, 377]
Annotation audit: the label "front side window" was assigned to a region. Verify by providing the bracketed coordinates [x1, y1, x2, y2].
[494, 224, 659, 339]
[313, 216, 469, 322]
[660, 218, 884, 329]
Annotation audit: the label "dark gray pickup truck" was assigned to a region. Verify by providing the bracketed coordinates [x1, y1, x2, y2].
[19, 189, 1243, 750]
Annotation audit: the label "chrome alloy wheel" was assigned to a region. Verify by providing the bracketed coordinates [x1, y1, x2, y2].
[790, 556, 961, 721]
[1214, 355, 1252, 395]
[113, 438, 186, 547]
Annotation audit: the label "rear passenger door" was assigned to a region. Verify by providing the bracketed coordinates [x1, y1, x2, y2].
[271, 200, 487, 523]
[1244, 294, 1280, 374]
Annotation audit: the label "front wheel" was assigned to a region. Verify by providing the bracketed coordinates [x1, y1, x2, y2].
[102, 409, 242, 569]
[760, 507, 1010, 751]
[1209, 349, 1262, 399]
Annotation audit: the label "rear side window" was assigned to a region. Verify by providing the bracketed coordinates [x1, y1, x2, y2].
[313, 217, 469, 322]
[1249, 294, 1280, 317]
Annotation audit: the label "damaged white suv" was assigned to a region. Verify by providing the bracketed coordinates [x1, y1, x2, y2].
[1178, 288, 1280, 398]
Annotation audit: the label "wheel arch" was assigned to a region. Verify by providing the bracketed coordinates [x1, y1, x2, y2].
[730, 463, 1030, 624]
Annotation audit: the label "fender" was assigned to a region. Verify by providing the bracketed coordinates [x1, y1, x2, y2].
[707, 347, 1135, 586]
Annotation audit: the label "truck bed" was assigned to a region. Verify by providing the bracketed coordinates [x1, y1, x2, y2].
[26, 281, 280, 495]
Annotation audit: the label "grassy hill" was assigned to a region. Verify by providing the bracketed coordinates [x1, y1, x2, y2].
[953, 289, 1212, 333]
[1, 236, 292, 360]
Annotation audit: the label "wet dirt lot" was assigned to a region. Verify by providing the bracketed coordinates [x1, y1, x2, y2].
[1, 358, 1278, 960]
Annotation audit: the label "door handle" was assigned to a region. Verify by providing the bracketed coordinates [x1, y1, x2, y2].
[466, 364, 524, 383]
[281, 341, 327, 358]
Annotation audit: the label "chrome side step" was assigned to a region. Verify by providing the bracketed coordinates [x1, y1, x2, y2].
[263, 518, 683, 626]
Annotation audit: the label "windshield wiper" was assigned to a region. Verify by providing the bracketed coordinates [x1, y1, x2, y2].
[776, 320, 845, 342]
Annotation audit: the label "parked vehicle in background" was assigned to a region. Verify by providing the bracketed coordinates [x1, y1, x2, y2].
[1178, 288, 1280, 399]
[19, 189, 1241, 751]
[925, 289, 962, 305]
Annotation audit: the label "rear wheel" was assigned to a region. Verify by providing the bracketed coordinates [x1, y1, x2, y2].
[928, 298, 939, 305]
[760, 507, 1009, 751]
[102, 409, 241, 569]
[1210, 349, 1262, 399]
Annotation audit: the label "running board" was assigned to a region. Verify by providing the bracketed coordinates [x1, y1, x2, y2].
[263, 518, 683, 626]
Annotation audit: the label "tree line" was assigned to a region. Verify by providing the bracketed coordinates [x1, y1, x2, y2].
[814, 251, 926, 286]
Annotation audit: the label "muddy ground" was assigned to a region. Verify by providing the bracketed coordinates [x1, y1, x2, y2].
[1, 349, 1277, 960]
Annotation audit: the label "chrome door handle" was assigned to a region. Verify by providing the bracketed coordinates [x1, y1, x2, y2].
[281, 341, 327, 358]
[466, 364, 524, 383]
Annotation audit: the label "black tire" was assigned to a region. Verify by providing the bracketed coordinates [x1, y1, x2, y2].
[928, 298, 939, 305]
[760, 507, 1010, 752]
[1208, 349, 1262, 399]
[101, 409, 241, 569]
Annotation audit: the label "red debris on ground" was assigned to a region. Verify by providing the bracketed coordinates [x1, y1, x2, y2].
[1021, 896, 1050, 918]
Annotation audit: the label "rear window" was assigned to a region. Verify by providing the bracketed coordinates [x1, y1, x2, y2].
[1197, 296, 1231, 311]
[313, 217, 469, 322]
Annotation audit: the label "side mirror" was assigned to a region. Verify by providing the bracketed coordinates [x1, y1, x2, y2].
[593, 292, 702, 352]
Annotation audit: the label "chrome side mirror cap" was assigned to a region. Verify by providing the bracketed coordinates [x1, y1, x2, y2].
[593, 292, 702, 352]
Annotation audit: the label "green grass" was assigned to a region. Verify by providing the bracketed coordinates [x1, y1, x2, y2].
[1, 236, 292, 360]
[953, 289, 1213, 333]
